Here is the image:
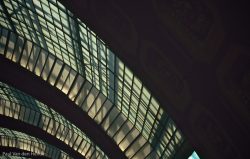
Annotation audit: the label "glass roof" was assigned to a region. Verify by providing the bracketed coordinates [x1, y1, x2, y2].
[0, 127, 72, 159]
[0, 81, 108, 159]
[0, 0, 188, 158]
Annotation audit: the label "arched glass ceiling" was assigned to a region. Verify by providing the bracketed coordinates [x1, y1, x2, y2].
[0, 81, 108, 159]
[0, 127, 72, 159]
[0, 0, 186, 158]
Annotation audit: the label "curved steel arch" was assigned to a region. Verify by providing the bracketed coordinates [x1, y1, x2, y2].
[0, 82, 108, 159]
[0, 115, 83, 159]
[0, 0, 191, 158]
[0, 127, 72, 159]
[0, 52, 125, 159]
[0, 29, 185, 158]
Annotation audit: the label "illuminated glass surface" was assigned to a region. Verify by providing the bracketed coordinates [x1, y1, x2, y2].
[0, 81, 108, 159]
[0, 127, 72, 159]
[0, 0, 187, 158]
[188, 151, 200, 159]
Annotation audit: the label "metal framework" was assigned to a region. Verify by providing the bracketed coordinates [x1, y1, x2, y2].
[0, 81, 108, 159]
[0, 127, 72, 159]
[0, 0, 191, 158]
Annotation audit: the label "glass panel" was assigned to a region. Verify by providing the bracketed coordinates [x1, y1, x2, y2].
[68, 132, 78, 147]
[48, 59, 64, 85]
[119, 127, 140, 151]
[113, 120, 133, 145]
[82, 142, 91, 156]
[107, 113, 126, 137]
[0, 29, 8, 54]
[125, 136, 147, 158]
[56, 65, 71, 90]
[34, 49, 48, 76]
[86, 145, 95, 158]
[68, 74, 85, 101]
[101, 107, 119, 131]
[75, 81, 92, 106]
[94, 99, 112, 124]
[73, 136, 82, 151]
[131, 142, 152, 159]
[27, 44, 41, 71]
[41, 54, 55, 80]
[62, 69, 77, 94]
[81, 86, 99, 112]
[88, 92, 106, 119]
[5, 32, 16, 60]
[20, 40, 33, 67]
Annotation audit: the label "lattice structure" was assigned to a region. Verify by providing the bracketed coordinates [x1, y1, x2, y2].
[0, 0, 188, 158]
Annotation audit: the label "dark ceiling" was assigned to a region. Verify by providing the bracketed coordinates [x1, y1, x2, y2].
[59, 0, 250, 158]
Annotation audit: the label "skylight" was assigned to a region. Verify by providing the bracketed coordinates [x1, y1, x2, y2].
[0, 0, 190, 158]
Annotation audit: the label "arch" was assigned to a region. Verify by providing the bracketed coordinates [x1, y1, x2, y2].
[0, 52, 124, 159]
[0, 28, 186, 159]
[0, 81, 108, 159]
[0, 127, 72, 159]
[0, 0, 192, 158]
[0, 115, 82, 159]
